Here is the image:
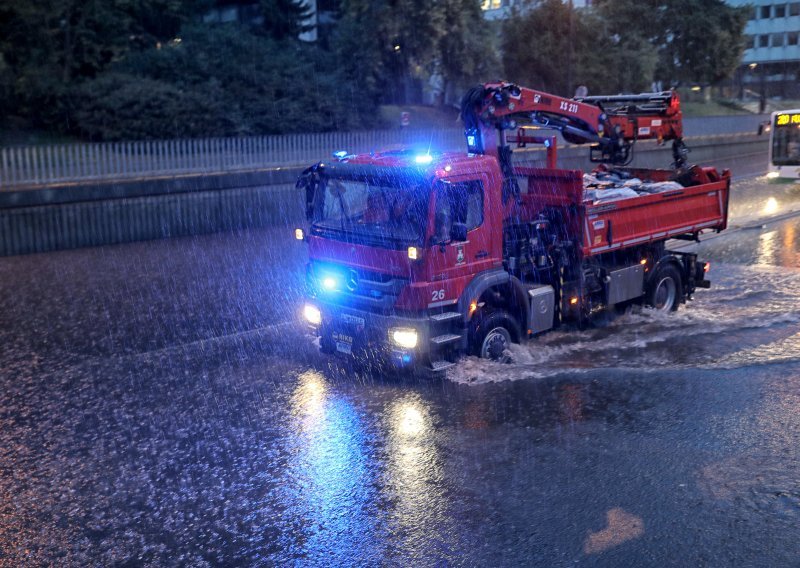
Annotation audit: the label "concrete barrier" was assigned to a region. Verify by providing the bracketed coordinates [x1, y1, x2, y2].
[0, 134, 769, 257]
[514, 133, 768, 172]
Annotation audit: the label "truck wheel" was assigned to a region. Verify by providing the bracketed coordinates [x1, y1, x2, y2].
[470, 310, 520, 362]
[647, 264, 682, 312]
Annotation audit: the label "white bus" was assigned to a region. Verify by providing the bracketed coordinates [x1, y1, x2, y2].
[767, 109, 800, 180]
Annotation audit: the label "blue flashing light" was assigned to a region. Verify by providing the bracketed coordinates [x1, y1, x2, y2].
[465, 127, 484, 154]
[392, 350, 413, 366]
[333, 150, 349, 161]
[322, 276, 337, 291]
[414, 154, 433, 165]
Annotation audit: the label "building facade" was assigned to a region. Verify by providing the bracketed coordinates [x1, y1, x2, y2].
[728, 0, 800, 99]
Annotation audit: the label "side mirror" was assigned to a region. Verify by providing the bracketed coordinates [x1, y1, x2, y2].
[297, 163, 323, 221]
[450, 222, 468, 242]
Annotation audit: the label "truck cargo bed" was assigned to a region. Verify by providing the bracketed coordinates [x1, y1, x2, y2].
[513, 165, 731, 257]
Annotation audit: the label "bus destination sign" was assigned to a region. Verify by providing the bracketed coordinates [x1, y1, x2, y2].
[775, 113, 800, 127]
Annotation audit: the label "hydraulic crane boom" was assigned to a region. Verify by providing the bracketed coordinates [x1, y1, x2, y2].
[461, 82, 688, 171]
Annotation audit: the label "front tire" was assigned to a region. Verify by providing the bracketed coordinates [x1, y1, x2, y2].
[469, 310, 521, 362]
[647, 264, 682, 312]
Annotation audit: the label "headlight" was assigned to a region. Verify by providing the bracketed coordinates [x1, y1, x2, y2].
[390, 327, 418, 349]
[303, 304, 322, 325]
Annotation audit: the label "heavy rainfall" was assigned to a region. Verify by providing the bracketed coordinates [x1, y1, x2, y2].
[2, 0, 800, 566]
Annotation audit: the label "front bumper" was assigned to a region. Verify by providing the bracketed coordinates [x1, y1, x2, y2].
[304, 299, 433, 368]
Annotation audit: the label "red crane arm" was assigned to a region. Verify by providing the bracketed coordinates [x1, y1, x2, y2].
[461, 82, 686, 167]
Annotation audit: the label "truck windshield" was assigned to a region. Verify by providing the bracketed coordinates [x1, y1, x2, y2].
[311, 176, 429, 248]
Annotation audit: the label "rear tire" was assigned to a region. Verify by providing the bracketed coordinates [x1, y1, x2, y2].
[647, 264, 682, 312]
[469, 310, 521, 362]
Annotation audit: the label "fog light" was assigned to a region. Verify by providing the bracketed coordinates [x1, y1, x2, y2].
[766, 171, 780, 179]
[408, 246, 418, 260]
[390, 327, 418, 349]
[303, 304, 322, 325]
[295, 228, 304, 240]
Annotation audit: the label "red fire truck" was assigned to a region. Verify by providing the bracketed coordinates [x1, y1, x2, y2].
[296, 82, 730, 371]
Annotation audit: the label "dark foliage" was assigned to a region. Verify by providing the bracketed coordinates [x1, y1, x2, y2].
[0, 0, 749, 140]
[73, 25, 372, 140]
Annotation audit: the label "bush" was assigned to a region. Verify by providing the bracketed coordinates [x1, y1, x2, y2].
[71, 25, 375, 140]
[73, 74, 232, 140]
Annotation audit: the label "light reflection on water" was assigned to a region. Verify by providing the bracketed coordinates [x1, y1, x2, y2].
[278, 370, 381, 564]
[384, 395, 450, 557]
[709, 218, 800, 269]
[757, 229, 778, 267]
[268, 374, 458, 563]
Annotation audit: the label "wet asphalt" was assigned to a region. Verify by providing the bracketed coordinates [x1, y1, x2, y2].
[1, 158, 800, 566]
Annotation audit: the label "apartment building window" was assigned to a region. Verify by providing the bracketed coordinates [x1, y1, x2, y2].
[759, 34, 770, 47]
[481, 0, 502, 9]
[773, 33, 785, 46]
[775, 4, 786, 16]
[760, 5, 772, 18]
[790, 2, 800, 16]
[788, 31, 799, 45]
[746, 35, 756, 49]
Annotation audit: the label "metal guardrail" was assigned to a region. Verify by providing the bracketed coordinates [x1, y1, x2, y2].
[683, 114, 770, 137]
[0, 129, 466, 189]
[0, 115, 770, 190]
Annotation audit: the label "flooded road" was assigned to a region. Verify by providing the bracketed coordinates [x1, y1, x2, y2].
[1, 173, 800, 565]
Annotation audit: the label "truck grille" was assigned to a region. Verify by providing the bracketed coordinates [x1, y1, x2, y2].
[309, 261, 409, 312]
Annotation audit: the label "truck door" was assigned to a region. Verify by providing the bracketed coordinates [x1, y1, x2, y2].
[428, 177, 495, 303]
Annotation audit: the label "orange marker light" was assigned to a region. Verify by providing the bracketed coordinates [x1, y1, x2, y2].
[640, 258, 647, 265]
[469, 301, 478, 314]
[570, 297, 579, 305]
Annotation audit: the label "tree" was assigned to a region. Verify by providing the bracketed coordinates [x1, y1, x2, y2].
[73, 24, 367, 139]
[594, 0, 748, 88]
[0, 0, 207, 129]
[656, 0, 749, 86]
[503, 0, 747, 97]
[592, 0, 660, 93]
[502, 0, 620, 96]
[333, 0, 450, 105]
[259, 0, 315, 40]
[437, 0, 500, 104]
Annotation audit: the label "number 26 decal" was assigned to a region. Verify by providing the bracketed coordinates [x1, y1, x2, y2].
[431, 289, 446, 302]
